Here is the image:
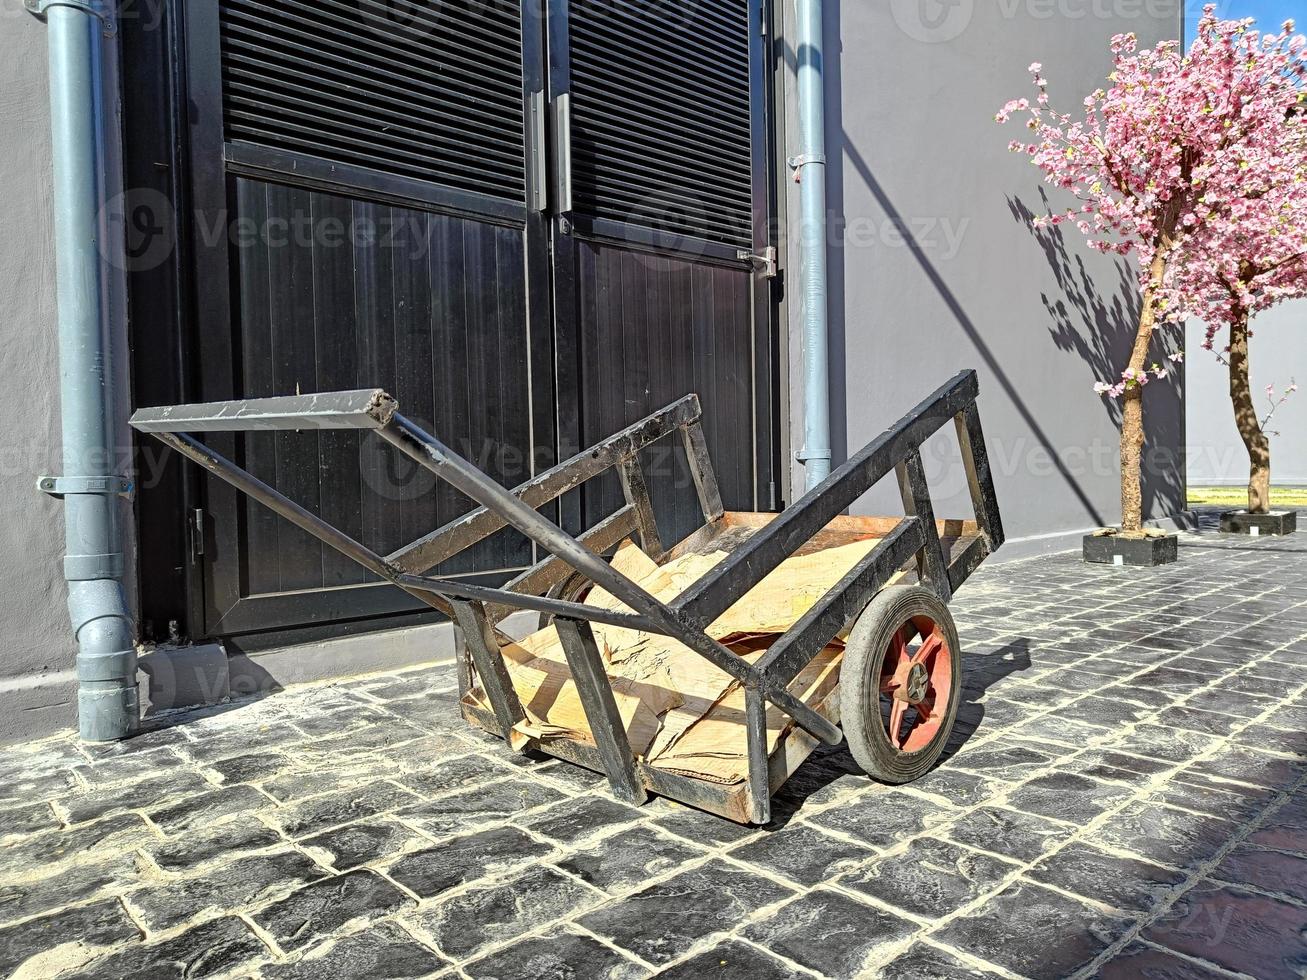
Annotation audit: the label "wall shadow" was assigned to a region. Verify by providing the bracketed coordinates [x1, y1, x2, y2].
[836, 146, 1108, 527]
[1011, 192, 1187, 520]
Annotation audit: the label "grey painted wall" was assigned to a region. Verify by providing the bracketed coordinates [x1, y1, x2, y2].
[782, 0, 1188, 555]
[1187, 302, 1307, 487]
[0, 0, 134, 744]
[0, 2, 78, 737]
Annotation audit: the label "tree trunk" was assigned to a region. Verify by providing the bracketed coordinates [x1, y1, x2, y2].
[1228, 309, 1272, 514]
[1120, 252, 1168, 534]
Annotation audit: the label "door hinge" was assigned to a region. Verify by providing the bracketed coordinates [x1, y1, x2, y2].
[189, 508, 206, 562]
[738, 246, 778, 279]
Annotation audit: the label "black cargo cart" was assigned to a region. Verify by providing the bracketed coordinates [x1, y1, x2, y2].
[131, 370, 1003, 825]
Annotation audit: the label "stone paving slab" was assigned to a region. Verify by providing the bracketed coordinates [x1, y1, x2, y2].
[2, 530, 1307, 978]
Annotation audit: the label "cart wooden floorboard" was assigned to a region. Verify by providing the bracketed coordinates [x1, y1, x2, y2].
[131, 370, 1004, 826]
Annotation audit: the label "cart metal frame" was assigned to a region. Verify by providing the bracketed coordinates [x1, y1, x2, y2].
[131, 369, 1003, 825]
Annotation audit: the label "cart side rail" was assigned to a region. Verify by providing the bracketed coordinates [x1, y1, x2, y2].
[671, 369, 1004, 631]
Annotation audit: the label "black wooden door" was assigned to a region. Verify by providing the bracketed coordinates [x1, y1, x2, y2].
[164, 0, 776, 643]
[548, 0, 778, 547]
[180, 0, 554, 639]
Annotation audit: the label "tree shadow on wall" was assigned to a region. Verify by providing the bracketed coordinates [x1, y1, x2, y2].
[1009, 191, 1187, 521]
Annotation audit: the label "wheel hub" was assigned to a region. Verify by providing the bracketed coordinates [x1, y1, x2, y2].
[904, 662, 930, 704]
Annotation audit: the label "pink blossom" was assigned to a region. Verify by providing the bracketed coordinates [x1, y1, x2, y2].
[999, 4, 1307, 403]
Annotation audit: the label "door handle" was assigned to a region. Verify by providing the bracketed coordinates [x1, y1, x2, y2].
[553, 92, 574, 215]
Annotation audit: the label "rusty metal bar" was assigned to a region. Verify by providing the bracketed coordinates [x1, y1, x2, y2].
[485, 505, 640, 625]
[618, 457, 664, 560]
[387, 395, 701, 574]
[554, 618, 647, 805]
[955, 403, 1006, 552]
[896, 451, 952, 603]
[393, 573, 656, 633]
[682, 420, 725, 523]
[146, 430, 656, 633]
[450, 600, 527, 742]
[744, 686, 772, 826]
[130, 389, 398, 432]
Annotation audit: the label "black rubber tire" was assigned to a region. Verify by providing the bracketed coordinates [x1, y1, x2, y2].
[840, 585, 962, 785]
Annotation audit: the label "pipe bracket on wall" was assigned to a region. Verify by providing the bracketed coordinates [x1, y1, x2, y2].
[37, 476, 135, 500]
[23, 0, 115, 36]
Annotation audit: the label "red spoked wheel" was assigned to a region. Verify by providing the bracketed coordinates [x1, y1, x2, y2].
[841, 586, 962, 784]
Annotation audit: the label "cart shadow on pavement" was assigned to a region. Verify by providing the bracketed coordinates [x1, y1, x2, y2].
[941, 637, 1036, 761]
[760, 638, 1034, 830]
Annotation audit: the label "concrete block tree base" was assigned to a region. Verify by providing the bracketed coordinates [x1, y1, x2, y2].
[1083, 529, 1179, 567]
[1220, 510, 1297, 537]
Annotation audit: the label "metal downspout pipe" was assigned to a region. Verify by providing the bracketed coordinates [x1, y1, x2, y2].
[36, 1, 139, 741]
[793, 0, 831, 493]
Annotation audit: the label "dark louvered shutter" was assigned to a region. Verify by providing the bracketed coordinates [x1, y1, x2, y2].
[218, 0, 526, 203]
[567, 0, 755, 249]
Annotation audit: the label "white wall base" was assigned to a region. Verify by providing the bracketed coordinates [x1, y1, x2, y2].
[980, 510, 1198, 565]
[0, 671, 78, 747]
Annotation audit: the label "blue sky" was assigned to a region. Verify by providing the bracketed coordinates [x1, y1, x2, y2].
[1187, 0, 1302, 41]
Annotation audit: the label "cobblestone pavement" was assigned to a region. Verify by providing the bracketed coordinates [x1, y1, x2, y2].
[3, 526, 1307, 979]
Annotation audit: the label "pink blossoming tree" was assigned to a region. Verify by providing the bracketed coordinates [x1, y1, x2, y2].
[1169, 87, 1307, 514]
[997, 7, 1307, 536]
